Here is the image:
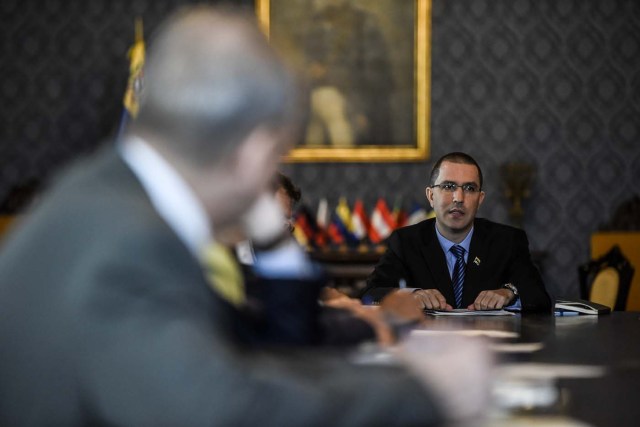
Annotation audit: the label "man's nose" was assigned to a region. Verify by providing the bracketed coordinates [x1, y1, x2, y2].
[452, 187, 465, 203]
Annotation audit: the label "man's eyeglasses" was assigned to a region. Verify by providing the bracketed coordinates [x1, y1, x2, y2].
[430, 182, 481, 194]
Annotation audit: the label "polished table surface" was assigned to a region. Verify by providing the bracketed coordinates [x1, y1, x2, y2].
[420, 312, 640, 426]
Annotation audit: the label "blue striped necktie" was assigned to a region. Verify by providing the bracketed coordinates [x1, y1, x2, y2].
[450, 245, 466, 308]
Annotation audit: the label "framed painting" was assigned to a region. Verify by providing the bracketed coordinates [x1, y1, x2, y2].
[256, 0, 431, 162]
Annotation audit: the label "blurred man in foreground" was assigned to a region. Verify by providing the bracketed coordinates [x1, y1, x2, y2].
[0, 7, 491, 426]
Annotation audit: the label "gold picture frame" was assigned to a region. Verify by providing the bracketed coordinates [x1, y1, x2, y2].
[257, 0, 431, 162]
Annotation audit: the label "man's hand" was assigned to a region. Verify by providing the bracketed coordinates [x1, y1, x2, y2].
[320, 288, 362, 311]
[412, 289, 453, 311]
[467, 288, 514, 310]
[322, 289, 424, 346]
[380, 291, 425, 323]
[397, 334, 493, 422]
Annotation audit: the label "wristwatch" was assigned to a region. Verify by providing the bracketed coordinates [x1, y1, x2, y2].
[502, 283, 519, 301]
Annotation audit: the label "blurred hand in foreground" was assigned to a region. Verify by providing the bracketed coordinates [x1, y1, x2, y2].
[322, 289, 425, 346]
[396, 334, 493, 424]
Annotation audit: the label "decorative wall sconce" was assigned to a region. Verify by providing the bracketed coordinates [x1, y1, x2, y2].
[501, 162, 535, 228]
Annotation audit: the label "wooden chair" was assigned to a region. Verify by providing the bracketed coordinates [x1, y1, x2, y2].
[578, 245, 634, 311]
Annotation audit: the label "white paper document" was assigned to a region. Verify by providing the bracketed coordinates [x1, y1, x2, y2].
[496, 363, 607, 380]
[411, 329, 519, 339]
[489, 342, 544, 353]
[425, 308, 516, 316]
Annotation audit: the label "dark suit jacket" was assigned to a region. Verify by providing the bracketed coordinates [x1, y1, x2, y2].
[0, 146, 442, 426]
[244, 275, 377, 347]
[362, 218, 552, 313]
[239, 252, 377, 347]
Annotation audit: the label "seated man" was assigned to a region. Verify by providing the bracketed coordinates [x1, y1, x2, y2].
[215, 172, 422, 347]
[362, 152, 552, 313]
[233, 172, 301, 265]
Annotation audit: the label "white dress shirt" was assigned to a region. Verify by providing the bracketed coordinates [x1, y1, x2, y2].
[118, 136, 212, 258]
[118, 136, 315, 279]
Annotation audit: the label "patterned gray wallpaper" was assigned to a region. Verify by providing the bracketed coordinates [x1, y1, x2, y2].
[1, 0, 639, 299]
[283, 0, 640, 299]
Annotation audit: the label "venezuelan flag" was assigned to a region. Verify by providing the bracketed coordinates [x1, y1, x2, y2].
[117, 18, 145, 139]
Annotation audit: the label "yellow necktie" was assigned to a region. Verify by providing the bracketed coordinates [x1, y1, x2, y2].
[202, 242, 245, 306]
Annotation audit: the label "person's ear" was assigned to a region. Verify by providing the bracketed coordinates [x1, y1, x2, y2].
[478, 190, 485, 207]
[425, 187, 434, 208]
[231, 127, 281, 183]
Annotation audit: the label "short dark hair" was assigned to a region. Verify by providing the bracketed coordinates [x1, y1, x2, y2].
[273, 172, 301, 204]
[429, 152, 483, 188]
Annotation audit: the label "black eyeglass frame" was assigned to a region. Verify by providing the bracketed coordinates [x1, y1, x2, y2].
[430, 182, 482, 194]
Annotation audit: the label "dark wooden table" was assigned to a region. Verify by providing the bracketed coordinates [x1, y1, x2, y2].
[421, 312, 640, 426]
[308, 250, 383, 296]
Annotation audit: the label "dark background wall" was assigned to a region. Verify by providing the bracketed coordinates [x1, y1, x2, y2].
[1, 0, 639, 299]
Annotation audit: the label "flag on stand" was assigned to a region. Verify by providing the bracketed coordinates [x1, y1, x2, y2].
[334, 197, 358, 245]
[369, 198, 395, 244]
[351, 199, 370, 241]
[335, 197, 352, 230]
[118, 18, 145, 139]
[292, 225, 309, 248]
[294, 204, 327, 248]
[407, 202, 430, 226]
[316, 198, 329, 230]
[327, 213, 346, 246]
[292, 205, 316, 248]
[314, 198, 330, 247]
[392, 197, 408, 229]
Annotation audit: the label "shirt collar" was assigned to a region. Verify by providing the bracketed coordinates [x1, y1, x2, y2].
[435, 222, 474, 255]
[118, 136, 212, 257]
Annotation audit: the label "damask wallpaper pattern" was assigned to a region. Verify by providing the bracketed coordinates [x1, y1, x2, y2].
[285, 0, 640, 299]
[1, 0, 639, 298]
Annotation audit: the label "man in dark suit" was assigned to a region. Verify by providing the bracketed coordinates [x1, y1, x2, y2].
[0, 7, 492, 426]
[362, 152, 552, 313]
[229, 172, 424, 347]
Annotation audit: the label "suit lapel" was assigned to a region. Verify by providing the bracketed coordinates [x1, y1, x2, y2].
[464, 220, 488, 306]
[420, 222, 455, 304]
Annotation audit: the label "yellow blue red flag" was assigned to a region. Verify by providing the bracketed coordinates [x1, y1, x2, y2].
[118, 18, 145, 139]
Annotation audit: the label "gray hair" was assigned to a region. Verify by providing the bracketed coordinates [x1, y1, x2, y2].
[133, 6, 300, 167]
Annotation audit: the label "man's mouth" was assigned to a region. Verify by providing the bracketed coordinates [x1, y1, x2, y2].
[448, 208, 465, 217]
